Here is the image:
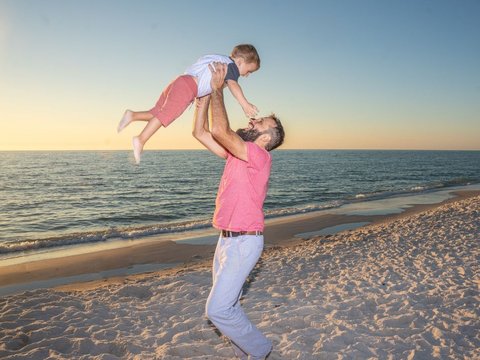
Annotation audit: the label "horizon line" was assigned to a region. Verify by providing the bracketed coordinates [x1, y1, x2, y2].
[1, 148, 479, 152]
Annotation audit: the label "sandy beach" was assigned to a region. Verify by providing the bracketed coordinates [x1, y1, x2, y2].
[0, 192, 479, 359]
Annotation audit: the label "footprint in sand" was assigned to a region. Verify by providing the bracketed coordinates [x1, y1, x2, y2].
[4, 333, 29, 351]
[114, 285, 153, 299]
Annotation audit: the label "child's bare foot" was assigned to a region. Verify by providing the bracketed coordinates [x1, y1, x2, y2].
[117, 110, 133, 133]
[132, 136, 143, 164]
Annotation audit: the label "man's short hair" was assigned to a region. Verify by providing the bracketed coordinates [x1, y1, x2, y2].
[265, 114, 285, 151]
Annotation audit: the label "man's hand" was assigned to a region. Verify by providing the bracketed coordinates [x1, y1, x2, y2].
[209, 62, 228, 91]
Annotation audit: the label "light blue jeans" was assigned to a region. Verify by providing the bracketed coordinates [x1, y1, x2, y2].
[206, 234, 272, 359]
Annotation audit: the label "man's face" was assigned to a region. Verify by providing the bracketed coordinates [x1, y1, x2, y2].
[236, 117, 275, 142]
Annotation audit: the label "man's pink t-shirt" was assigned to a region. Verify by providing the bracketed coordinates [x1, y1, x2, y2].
[213, 142, 272, 232]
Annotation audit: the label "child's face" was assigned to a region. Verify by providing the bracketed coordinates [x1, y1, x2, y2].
[238, 61, 258, 77]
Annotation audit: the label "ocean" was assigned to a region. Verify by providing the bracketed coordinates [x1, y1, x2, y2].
[1, 150, 479, 258]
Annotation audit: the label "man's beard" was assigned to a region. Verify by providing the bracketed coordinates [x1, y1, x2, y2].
[236, 128, 262, 142]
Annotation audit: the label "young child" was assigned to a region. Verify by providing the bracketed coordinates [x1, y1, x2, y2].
[117, 44, 260, 164]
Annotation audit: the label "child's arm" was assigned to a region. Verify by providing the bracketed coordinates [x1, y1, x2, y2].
[192, 96, 228, 159]
[226, 80, 258, 118]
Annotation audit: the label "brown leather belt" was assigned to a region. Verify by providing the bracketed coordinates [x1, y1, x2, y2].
[221, 230, 263, 237]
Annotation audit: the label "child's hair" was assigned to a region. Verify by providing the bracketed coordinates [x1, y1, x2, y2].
[231, 44, 260, 69]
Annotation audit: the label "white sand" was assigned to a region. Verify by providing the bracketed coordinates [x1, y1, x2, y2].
[1, 196, 479, 359]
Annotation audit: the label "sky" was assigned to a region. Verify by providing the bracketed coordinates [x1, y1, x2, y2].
[0, 0, 479, 151]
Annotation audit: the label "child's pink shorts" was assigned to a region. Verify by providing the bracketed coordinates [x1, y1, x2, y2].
[149, 75, 198, 127]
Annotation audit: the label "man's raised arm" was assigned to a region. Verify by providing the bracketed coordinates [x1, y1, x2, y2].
[192, 95, 227, 159]
[209, 63, 248, 162]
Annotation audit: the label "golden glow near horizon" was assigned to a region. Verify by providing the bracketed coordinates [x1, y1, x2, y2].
[2, 111, 478, 151]
[1, 96, 479, 150]
[1, 1, 479, 151]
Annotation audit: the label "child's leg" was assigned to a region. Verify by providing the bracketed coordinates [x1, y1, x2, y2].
[131, 111, 154, 121]
[132, 118, 163, 164]
[132, 75, 197, 164]
[117, 110, 154, 133]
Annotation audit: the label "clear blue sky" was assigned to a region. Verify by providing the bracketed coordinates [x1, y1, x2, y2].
[1, 0, 479, 150]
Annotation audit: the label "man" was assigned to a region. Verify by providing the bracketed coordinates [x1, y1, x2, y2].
[192, 62, 285, 359]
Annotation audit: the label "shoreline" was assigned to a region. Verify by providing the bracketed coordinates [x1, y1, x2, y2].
[1, 186, 479, 296]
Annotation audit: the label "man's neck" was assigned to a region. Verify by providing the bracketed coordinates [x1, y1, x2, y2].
[253, 139, 267, 151]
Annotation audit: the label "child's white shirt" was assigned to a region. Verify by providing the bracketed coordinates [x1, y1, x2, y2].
[184, 54, 235, 97]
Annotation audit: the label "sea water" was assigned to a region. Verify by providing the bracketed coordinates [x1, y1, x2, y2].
[0, 150, 479, 257]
